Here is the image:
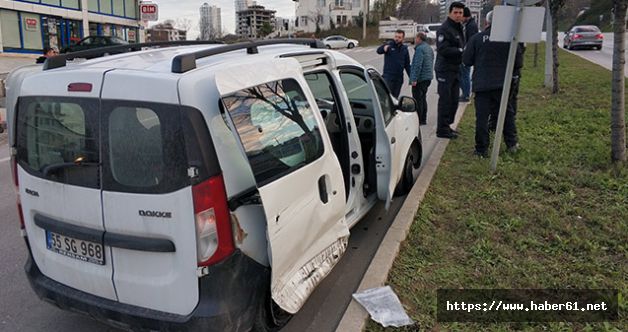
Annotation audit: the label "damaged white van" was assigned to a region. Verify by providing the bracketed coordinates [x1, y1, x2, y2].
[6, 39, 422, 331]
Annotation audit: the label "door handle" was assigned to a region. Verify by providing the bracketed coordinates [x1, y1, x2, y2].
[318, 176, 329, 204]
[391, 137, 396, 144]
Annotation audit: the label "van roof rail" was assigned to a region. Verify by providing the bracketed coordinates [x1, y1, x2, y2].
[43, 40, 225, 71]
[171, 38, 325, 74]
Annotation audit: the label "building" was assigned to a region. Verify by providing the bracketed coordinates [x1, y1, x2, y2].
[234, 0, 252, 28]
[0, 0, 143, 54]
[200, 2, 222, 40]
[294, 0, 362, 34]
[236, 3, 275, 39]
[440, 0, 483, 23]
[146, 21, 187, 42]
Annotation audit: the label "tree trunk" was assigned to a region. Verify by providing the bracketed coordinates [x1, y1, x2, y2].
[611, 0, 627, 163]
[534, 43, 539, 68]
[551, 12, 560, 93]
[544, 0, 553, 88]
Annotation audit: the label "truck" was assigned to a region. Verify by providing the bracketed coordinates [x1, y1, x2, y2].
[378, 18, 418, 43]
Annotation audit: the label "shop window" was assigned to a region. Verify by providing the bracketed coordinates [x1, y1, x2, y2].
[124, 0, 137, 19]
[62, 0, 81, 10]
[21, 13, 43, 50]
[88, 0, 99, 12]
[100, 0, 112, 15]
[41, 0, 61, 6]
[113, 0, 124, 16]
[0, 10, 21, 48]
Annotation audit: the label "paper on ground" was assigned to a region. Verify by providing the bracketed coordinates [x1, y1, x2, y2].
[352, 286, 414, 327]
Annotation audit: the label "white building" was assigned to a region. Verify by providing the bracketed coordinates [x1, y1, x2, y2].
[200, 3, 222, 40]
[295, 0, 362, 33]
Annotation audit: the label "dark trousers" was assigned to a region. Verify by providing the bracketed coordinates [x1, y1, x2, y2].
[475, 89, 518, 154]
[489, 76, 520, 131]
[459, 64, 471, 98]
[385, 78, 403, 99]
[436, 71, 459, 134]
[412, 80, 431, 124]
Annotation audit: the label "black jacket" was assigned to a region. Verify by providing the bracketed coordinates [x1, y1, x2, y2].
[435, 17, 465, 73]
[376, 40, 411, 81]
[462, 26, 524, 92]
[463, 17, 479, 45]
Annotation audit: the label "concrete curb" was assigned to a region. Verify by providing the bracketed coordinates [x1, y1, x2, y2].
[335, 103, 469, 332]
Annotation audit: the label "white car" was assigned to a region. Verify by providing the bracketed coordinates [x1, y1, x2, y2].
[421, 23, 441, 42]
[6, 39, 421, 331]
[322, 35, 359, 49]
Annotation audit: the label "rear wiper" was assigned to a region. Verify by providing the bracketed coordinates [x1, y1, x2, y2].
[42, 157, 100, 176]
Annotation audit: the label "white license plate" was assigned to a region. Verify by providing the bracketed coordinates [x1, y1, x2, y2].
[46, 231, 105, 265]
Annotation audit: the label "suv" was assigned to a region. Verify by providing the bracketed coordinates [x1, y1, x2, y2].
[6, 39, 422, 331]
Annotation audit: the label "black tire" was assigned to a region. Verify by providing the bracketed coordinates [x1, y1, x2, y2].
[567, 43, 574, 50]
[394, 144, 421, 196]
[253, 291, 293, 332]
[347, 43, 354, 49]
[596, 45, 602, 50]
[326, 45, 332, 49]
[562, 41, 567, 49]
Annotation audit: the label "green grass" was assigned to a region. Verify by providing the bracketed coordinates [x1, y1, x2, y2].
[364, 44, 627, 331]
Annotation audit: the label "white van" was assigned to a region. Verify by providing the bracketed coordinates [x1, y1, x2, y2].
[6, 39, 422, 331]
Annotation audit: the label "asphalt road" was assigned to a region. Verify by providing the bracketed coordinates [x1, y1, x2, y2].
[0, 46, 444, 332]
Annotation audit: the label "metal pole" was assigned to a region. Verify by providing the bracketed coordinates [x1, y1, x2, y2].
[362, 0, 368, 40]
[489, 1, 524, 172]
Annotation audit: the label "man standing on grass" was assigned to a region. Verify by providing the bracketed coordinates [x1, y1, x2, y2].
[377, 30, 411, 98]
[463, 11, 524, 158]
[410, 32, 434, 126]
[435, 1, 465, 139]
[459, 6, 479, 102]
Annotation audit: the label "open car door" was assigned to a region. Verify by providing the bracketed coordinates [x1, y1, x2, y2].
[216, 58, 350, 313]
[363, 67, 396, 209]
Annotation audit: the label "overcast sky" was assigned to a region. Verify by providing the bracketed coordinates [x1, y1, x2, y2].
[151, 0, 298, 39]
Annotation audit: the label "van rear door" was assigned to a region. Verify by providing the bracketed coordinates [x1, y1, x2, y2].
[99, 72, 200, 315]
[217, 58, 350, 313]
[15, 70, 116, 300]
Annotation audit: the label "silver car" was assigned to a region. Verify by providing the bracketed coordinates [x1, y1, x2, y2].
[322, 35, 359, 49]
[563, 25, 603, 50]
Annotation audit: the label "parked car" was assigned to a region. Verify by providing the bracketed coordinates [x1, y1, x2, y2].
[61, 36, 129, 55]
[322, 35, 359, 49]
[5, 39, 421, 332]
[563, 25, 603, 50]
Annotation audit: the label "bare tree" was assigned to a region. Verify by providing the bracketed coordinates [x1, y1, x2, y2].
[549, 0, 566, 93]
[175, 18, 193, 32]
[611, 0, 626, 163]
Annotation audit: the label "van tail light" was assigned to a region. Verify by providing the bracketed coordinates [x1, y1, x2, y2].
[573, 34, 583, 39]
[596, 34, 604, 40]
[192, 175, 234, 267]
[11, 153, 25, 230]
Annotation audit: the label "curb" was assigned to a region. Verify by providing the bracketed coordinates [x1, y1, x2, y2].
[335, 103, 469, 332]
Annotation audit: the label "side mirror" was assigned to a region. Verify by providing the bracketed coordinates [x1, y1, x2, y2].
[398, 96, 418, 113]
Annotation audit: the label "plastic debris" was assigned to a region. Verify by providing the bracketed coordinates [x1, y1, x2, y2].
[352, 286, 414, 327]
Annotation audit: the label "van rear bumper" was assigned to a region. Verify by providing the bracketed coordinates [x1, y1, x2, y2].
[24, 240, 269, 332]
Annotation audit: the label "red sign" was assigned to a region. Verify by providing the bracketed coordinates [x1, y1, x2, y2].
[24, 18, 38, 31]
[139, 3, 159, 21]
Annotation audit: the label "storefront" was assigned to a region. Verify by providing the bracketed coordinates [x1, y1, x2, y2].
[0, 0, 142, 53]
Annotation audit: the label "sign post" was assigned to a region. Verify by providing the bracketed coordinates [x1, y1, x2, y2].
[488, 0, 544, 172]
[139, 2, 159, 21]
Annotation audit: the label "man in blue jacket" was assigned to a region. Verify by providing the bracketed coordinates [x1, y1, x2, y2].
[377, 30, 411, 98]
[410, 32, 434, 125]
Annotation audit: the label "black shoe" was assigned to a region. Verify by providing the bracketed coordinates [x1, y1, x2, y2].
[436, 131, 458, 139]
[474, 150, 489, 158]
[451, 128, 460, 135]
[420, 121, 427, 125]
[459, 96, 470, 102]
[507, 144, 520, 153]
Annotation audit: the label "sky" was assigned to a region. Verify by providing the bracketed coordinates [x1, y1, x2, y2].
[150, 0, 298, 39]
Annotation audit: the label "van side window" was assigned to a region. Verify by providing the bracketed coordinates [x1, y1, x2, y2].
[16, 97, 100, 188]
[222, 79, 324, 185]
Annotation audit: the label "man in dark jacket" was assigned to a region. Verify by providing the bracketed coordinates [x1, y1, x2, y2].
[377, 30, 411, 98]
[459, 6, 479, 102]
[435, 1, 465, 139]
[463, 11, 524, 157]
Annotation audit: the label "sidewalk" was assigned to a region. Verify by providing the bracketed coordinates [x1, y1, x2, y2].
[0, 53, 36, 76]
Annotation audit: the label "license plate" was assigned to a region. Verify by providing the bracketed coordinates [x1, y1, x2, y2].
[46, 231, 105, 265]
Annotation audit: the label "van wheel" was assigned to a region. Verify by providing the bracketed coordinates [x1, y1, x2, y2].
[253, 291, 293, 332]
[394, 145, 421, 196]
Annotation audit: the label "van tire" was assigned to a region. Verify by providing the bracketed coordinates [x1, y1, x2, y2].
[394, 144, 421, 196]
[253, 290, 293, 332]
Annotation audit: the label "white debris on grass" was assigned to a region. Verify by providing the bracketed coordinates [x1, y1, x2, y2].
[352, 286, 414, 328]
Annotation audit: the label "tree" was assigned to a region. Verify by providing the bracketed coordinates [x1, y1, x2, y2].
[259, 22, 274, 38]
[549, 0, 566, 93]
[611, 0, 627, 163]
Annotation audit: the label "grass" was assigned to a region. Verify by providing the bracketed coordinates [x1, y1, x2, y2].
[364, 44, 627, 331]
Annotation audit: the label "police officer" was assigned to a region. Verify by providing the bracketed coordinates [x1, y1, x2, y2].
[377, 29, 411, 98]
[435, 1, 465, 139]
[463, 11, 524, 157]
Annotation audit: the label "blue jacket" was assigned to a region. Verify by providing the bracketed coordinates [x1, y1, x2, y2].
[410, 42, 434, 84]
[377, 41, 411, 82]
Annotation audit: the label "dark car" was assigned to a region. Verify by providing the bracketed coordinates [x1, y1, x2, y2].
[563, 25, 603, 50]
[62, 36, 129, 55]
